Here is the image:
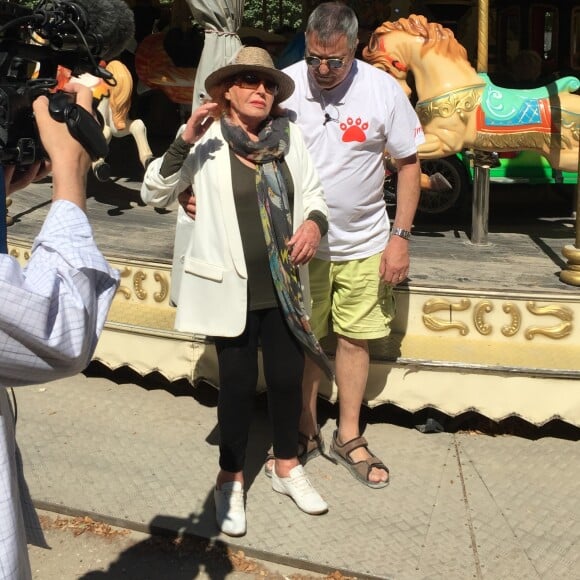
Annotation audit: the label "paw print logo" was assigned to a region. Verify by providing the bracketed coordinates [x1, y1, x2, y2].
[340, 117, 369, 142]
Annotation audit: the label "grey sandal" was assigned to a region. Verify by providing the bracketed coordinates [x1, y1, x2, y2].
[263, 426, 325, 478]
[328, 429, 389, 489]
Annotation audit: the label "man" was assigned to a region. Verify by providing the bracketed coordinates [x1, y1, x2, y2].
[0, 84, 119, 579]
[279, 2, 423, 488]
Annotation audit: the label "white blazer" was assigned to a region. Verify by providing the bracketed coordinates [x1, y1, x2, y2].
[141, 121, 328, 337]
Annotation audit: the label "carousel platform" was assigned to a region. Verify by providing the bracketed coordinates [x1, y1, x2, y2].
[6, 140, 580, 427]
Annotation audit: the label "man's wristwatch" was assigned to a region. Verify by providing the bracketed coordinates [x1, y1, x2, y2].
[391, 227, 412, 240]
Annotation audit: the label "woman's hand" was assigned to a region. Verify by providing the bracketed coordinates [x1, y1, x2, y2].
[178, 187, 196, 219]
[181, 102, 219, 144]
[288, 220, 321, 265]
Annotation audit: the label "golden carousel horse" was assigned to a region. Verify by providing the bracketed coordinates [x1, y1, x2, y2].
[57, 61, 154, 180]
[363, 14, 580, 173]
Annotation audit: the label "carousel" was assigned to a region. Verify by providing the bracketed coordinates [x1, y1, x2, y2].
[6, 0, 580, 427]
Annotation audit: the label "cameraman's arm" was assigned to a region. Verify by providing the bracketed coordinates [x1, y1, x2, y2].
[0, 83, 119, 386]
[32, 83, 93, 210]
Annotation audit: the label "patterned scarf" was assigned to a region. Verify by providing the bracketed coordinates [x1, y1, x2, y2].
[221, 115, 333, 379]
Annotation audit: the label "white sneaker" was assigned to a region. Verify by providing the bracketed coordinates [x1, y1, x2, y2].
[271, 465, 328, 515]
[214, 481, 246, 536]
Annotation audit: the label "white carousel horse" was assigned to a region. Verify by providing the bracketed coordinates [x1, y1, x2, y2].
[363, 14, 580, 173]
[57, 61, 154, 180]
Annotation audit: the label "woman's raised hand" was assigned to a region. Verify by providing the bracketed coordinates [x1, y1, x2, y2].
[181, 102, 219, 145]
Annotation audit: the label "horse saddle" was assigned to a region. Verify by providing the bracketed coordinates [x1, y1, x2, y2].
[479, 73, 580, 128]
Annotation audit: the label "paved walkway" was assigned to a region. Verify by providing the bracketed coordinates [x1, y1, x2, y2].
[12, 367, 580, 579]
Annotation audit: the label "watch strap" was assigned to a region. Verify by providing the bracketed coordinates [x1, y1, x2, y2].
[391, 226, 411, 240]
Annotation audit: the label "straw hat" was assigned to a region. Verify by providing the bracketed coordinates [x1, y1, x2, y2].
[205, 46, 295, 102]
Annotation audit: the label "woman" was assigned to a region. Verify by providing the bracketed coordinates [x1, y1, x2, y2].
[141, 47, 332, 537]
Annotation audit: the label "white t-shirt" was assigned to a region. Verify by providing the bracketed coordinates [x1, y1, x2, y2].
[283, 59, 424, 261]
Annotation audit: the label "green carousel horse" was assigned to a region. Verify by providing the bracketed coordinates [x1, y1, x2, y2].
[363, 14, 580, 173]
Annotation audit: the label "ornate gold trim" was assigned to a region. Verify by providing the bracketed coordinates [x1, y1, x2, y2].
[473, 300, 493, 335]
[153, 272, 169, 303]
[525, 302, 574, 340]
[501, 303, 521, 337]
[422, 297, 471, 335]
[134, 271, 147, 300]
[416, 85, 483, 126]
[117, 266, 132, 300]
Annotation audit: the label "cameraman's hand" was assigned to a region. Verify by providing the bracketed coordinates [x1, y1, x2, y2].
[32, 82, 94, 210]
[3, 162, 50, 196]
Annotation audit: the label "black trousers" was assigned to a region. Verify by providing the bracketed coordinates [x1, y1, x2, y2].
[214, 307, 304, 473]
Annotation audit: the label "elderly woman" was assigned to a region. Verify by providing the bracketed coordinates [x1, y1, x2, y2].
[141, 47, 332, 536]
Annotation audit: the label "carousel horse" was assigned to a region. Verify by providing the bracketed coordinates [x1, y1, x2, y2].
[363, 14, 580, 173]
[57, 61, 154, 180]
[135, 31, 197, 107]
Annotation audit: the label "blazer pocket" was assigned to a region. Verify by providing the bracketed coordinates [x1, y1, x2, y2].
[183, 257, 224, 282]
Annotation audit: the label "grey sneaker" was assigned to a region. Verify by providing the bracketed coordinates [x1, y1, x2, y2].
[271, 465, 328, 515]
[214, 481, 246, 536]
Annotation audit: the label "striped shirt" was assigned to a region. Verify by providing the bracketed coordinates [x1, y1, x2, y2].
[0, 200, 119, 579]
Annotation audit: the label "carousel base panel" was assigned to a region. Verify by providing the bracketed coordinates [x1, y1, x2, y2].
[92, 323, 580, 428]
[7, 179, 580, 427]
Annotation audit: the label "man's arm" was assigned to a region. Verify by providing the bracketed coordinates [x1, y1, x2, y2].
[0, 83, 119, 386]
[379, 153, 421, 285]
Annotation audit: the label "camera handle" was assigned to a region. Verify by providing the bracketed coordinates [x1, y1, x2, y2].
[48, 92, 108, 161]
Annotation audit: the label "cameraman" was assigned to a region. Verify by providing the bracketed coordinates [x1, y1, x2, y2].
[0, 83, 119, 580]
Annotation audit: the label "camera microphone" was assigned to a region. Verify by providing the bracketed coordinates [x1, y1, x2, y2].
[323, 112, 331, 125]
[34, 0, 135, 61]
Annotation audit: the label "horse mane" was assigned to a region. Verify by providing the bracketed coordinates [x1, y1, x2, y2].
[365, 14, 468, 66]
[106, 60, 133, 131]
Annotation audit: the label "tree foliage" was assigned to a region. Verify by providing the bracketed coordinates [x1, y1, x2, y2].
[242, 0, 303, 32]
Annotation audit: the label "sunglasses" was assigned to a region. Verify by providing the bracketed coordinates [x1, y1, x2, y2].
[233, 73, 279, 95]
[305, 55, 346, 69]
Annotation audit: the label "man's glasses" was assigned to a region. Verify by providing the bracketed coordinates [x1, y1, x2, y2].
[233, 73, 279, 96]
[305, 55, 346, 69]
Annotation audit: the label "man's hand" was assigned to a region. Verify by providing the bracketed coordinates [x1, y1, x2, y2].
[288, 220, 321, 265]
[3, 162, 50, 196]
[32, 82, 95, 210]
[379, 235, 409, 285]
[178, 187, 196, 219]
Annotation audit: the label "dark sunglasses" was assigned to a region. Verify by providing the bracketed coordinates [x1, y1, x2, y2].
[233, 73, 279, 95]
[305, 55, 346, 69]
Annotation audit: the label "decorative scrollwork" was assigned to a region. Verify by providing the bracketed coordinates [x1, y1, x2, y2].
[525, 322, 573, 340]
[501, 303, 521, 337]
[525, 302, 574, 340]
[153, 272, 169, 303]
[526, 302, 573, 321]
[117, 266, 132, 299]
[423, 297, 471, 314]
[473, 300, 493, 335]
[422, 297, 471, 335]
[416, 85, 483, 126]
[134, 271, 147, 301]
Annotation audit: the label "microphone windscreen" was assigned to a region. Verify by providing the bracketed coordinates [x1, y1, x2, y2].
[75, 0, 135, 60]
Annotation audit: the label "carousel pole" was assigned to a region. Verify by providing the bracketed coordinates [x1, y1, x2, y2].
[470, 0, 491, 246]
[559, 147, 580, 285]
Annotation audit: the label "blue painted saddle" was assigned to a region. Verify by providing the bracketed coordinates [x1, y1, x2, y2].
[480, 73, 580, 127]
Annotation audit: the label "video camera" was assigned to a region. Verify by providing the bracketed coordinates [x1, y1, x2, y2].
[0, 0, 135, 166]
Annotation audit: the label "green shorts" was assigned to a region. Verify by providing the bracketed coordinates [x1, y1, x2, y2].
[308, 254, 395, 341]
